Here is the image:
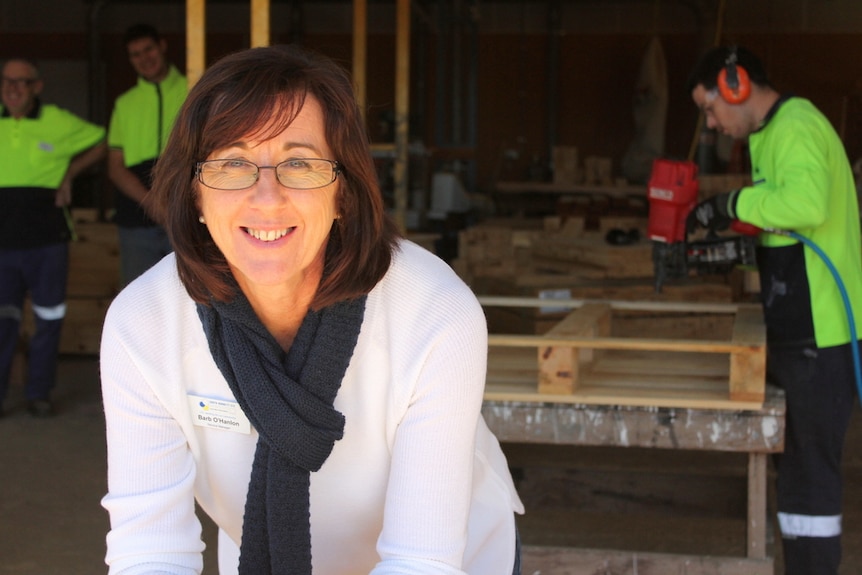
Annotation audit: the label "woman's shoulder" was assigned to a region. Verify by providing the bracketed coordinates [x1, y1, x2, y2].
[105, 254, 193, 328]
[370, 238, 484, 323]
[386, 239, 474, 297]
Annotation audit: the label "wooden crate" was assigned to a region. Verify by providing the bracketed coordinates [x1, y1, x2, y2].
[552, 146, 580, 185]
[69, 210, 121, 298]
[483, 297, 766, 410]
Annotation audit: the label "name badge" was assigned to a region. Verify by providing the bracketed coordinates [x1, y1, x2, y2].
[187, 394, 251, 434]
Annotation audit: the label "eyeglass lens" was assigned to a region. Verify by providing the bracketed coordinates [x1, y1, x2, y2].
[2, 77, 36, 88]
[198, 159, 337, 190]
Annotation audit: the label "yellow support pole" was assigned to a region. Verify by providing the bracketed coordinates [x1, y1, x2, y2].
[393, 0, 410, 233]
[251, 0, 270, 48]
[352, 0, 368, 123]
[186, 0, 206, 88]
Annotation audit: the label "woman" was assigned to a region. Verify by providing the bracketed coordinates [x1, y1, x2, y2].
[100, 44, 524, 575]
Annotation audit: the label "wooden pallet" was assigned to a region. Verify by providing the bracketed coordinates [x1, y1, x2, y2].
[482, 297, 766, 410]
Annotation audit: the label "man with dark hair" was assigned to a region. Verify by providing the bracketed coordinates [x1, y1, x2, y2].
[0, 58, 106, 417]
[108, 23, 186, 286]
[687, 45, 862, 574]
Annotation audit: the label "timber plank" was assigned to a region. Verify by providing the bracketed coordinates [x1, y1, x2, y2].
[729, 306, 767, 403]
[592, 349, 728, 376]
[484, 381, 759, 410]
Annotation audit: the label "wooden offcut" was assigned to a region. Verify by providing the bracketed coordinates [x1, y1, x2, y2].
[483, 297, 767, 410]
[538, 302, 611, 394]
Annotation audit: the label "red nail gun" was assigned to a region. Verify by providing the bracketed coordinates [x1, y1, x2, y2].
[647, 158, 758, 293]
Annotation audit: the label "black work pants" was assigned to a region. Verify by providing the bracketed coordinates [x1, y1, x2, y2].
[769, 342, 859, 575]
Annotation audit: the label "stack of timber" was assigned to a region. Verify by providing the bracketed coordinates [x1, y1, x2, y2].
[453, 214, 745, 338]
[452, 213, 745, 288]
[482, 298, 767, 410]
[21, 208, 119, 355]
[452, 214, 655, 285]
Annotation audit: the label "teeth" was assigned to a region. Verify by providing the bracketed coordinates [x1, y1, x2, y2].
[246, 228, 289, 242]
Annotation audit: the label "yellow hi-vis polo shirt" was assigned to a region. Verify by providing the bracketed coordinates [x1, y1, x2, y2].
[0, 101, 105, 248]
[0, 102, 105, 188]
[107, 64, 187, 227]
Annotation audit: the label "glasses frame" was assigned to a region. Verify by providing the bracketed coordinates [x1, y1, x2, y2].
[2, 77, 39, 88]
[195, 158, 341, 191]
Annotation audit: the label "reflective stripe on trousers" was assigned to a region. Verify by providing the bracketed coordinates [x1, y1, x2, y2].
[32, 302, 66, 321]
[778, 512, 842, 538]
[0, 304, 22, 321]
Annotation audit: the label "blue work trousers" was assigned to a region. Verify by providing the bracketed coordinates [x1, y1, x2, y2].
[0, 243, 69, 402]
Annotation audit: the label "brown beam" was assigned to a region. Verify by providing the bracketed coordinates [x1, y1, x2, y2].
[251, 0, 270, 48]
[186, 0, 206, 87]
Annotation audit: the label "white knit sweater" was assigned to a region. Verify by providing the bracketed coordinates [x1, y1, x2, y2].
[100, 239, 524, 575]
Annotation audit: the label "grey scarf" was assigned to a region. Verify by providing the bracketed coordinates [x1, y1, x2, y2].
[197, 291, 366, 574]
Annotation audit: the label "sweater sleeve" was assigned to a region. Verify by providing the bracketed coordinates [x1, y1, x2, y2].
[100, 292, 205, 575]
[369, 247, 492, 575]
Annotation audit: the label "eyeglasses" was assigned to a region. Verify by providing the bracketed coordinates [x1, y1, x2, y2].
[196, 158, 340, 191]
[2, 77, 38, 88]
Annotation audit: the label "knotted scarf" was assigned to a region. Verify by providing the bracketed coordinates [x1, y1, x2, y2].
[196, 291, 367, 574]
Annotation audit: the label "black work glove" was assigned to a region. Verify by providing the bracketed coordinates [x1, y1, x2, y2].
[686, 190, 738, 233]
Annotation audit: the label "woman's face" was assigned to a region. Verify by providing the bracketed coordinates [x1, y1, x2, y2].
[197, 96, 340, 298]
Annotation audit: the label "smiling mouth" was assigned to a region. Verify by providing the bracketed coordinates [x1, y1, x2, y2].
[245, 227, 293, 242]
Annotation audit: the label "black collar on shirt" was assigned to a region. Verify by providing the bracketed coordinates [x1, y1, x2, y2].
[1, 98, 42, 119]
[753, 92, 793, 133]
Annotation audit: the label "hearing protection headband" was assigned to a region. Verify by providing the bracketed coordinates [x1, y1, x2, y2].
[717, 48, 751, 104]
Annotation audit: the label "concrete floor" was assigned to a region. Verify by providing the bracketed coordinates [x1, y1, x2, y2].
[2, 355, 862, 574]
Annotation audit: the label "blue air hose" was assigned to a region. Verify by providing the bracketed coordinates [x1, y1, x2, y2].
[764, 227, 862, 404]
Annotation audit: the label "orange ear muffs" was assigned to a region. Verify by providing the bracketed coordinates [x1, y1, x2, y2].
[717, 59, 751, 104]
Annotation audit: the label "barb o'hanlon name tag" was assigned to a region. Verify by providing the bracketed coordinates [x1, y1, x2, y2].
[188, 394, 251, 434]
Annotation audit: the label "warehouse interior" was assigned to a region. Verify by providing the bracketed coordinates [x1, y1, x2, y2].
[3, 0, 862, 573]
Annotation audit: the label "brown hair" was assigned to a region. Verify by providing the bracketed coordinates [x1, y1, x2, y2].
[150, 44, 400, 309]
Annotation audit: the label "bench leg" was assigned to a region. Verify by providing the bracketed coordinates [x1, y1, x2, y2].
[748, 452, 768, 558]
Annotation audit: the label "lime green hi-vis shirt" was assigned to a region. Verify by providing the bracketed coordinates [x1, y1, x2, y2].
[0, 101, 105, 248]
[737, 97, 862, 348]
[0, 103, 105, 188]
[108, 64, 187, 167]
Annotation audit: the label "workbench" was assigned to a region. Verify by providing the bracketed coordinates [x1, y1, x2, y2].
[482, 386, 786, 574]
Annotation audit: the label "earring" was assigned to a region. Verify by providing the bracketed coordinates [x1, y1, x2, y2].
[199, 215, 205, 224]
